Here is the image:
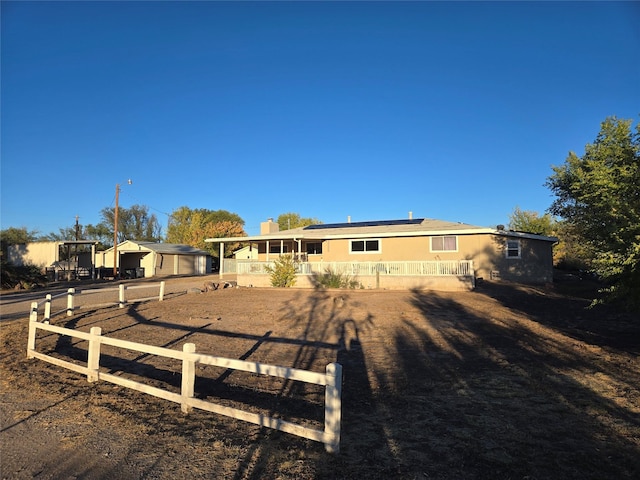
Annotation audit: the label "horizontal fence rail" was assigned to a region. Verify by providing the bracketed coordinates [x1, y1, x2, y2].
[26, 319, 342, 453]
[29, 282, 167, 324]
[237, 260, 474, 277]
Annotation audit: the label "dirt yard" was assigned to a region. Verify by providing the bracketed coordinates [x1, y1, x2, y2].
[1, 277, 639, 480]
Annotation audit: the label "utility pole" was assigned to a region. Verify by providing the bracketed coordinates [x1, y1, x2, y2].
[113, 179, 132, 279]
[113, 184, 120, 279]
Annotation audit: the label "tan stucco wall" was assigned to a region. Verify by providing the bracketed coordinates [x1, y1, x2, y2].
[253, 233, 554, 284]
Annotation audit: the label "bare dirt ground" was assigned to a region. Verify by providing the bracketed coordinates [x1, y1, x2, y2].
[1, 276, 639, 480]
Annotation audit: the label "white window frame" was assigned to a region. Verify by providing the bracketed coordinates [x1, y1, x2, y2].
[349, 239, 381, 254]
[430, 235, 458, 252]
[506, 239, 521, 258]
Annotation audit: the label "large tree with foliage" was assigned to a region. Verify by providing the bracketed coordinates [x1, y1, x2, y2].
[508, 207, 556, 236]
[546, 116, 640, 309]
[277, 212, 322, 231]
[166, 207, 246, 257]
[98, 204, 163, 245]
[41, 222, 113, 250]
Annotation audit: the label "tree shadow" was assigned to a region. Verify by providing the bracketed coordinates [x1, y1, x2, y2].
[31, 285, 640, 479]
[473, 280, 640, 354]
[377, 287, 640, 479]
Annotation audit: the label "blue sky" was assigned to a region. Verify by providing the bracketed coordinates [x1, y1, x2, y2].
[1, 1, 638, 237]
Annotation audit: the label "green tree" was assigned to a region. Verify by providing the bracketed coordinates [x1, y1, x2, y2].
[277, 212, 322, 231]
[99, 204, 163, 245]
[166, 207, 245, 257]
[0, 226, 40, 245]
[546, 116, 640, 309]
[41, 222, 112, 251]
[552, 220, 592, 271]
[508, 207, 556, 236]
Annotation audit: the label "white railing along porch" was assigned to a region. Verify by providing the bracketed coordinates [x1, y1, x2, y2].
[237, 260, 474, 277]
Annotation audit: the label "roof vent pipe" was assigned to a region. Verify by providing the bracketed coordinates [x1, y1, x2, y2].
[409, 211, 413, 220]
[347, 216, 351, 223]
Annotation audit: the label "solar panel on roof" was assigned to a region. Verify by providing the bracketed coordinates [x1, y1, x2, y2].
[304, 218, 424, 230]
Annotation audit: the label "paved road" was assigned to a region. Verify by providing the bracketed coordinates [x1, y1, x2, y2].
[0, 275, 225, 322]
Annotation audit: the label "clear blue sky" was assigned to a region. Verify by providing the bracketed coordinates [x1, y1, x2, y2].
[2, 1, 638, 237]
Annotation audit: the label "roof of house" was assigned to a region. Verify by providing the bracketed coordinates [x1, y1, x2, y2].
[136, 242, 210, 255]
[205, 218, 558, 243]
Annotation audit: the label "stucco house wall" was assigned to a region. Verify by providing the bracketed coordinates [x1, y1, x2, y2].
[250, 233, 554, 284]
[207, 218, 557, 288]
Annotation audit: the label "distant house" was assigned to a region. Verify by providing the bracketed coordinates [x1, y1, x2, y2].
[233, 244, 259, 260]
[98, 241, 211, 278]
[8, 240, 211, 280]
[205, 217, 557, 291]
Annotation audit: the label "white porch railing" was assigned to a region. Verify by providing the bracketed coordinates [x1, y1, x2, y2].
[237, 260, 474, 277]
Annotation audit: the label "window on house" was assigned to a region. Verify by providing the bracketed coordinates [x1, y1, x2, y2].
[506, 239, 521, 258]
[350, 239, 380, 253]
[269, 245, 289, 254]
[306, 242, 323, 254]
[431, 235, 457, 252]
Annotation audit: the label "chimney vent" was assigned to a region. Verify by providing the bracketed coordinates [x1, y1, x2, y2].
[409, 211, 413, 220]
[261, 218, 279, 234]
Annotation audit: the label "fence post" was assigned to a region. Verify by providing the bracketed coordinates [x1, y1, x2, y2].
[44, 294, 52, 323]
[87, 327, 102, 383]
[67, 288, 75, 316]
[159, 281, 165, 301]
[119, 284, 126, 308]
[324, 362, 342, 453]
[27, 302, 38, 358]
[30, 300, 39, 323]
[181, 343, 196, 413]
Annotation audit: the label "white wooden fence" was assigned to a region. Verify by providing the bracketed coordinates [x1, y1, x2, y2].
[26, 319, 342, 452]
[29, 282, 167, 323]
[26, 282, 344, 451]
[238, 259, 474, 277]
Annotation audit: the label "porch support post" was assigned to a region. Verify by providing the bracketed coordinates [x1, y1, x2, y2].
[219, 242, 225, 279]
[91, 243, 96, 279]
[266, 241, 270, 262]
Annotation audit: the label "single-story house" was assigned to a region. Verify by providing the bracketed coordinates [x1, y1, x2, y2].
[98, 241, 212, 278]
[205, 217, 557, 291]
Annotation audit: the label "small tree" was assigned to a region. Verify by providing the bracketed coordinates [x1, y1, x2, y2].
[265, 254, 297, 287]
